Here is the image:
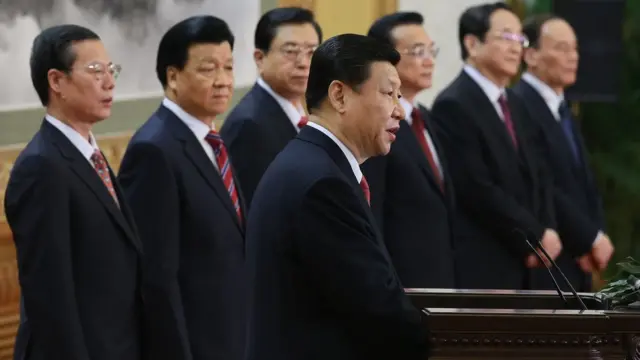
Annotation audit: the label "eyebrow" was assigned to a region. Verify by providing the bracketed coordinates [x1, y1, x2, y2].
[281, 41, 318, 47]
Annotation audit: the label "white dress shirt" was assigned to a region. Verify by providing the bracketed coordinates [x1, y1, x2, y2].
[521, 72, 564, 121]
[464, 64, 507, 120]
[45, 114, 99, 165]
[162, 97, 219, 172]
[400, 97, 443, 178]
[307, 122, 362, 183]
[257, 77, 307, 131]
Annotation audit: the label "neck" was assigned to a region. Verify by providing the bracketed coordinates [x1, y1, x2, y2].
[166, 92, 216, 127]
[399, 87, 418, 105]
[467, 60, 510, 88]
[528, 70, 564, 95]
[47, 105, 93, 141]
[310, 113, 366, 164]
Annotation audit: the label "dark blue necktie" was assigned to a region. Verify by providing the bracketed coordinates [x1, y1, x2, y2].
[558, 101, 580, 164]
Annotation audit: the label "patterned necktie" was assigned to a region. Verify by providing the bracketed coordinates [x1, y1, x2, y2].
[497, 94, 518, 148]
[360, 176, 370, 205]
[90, 150, 119, 206]
[558, 101, 581, 164]
[298, 115, 309, 129]
[411, 108, 444, 192]
[205, 130, 242, 222]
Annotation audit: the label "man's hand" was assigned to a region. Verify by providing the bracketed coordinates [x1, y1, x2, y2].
[577, 232, 614, 272]
[526, 228, 562, 268]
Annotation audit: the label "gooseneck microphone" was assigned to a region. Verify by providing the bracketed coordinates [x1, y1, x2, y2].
[514, 229, 588, 311]
[535, 242, 588, 311]
[520, 232, 568, 305]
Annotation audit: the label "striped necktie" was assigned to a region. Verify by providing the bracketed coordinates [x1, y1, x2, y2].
[205, 130, 242, 222]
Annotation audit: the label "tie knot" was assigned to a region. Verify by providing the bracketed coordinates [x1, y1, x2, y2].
[90, 150, 104, 163]
[558, 101, 571, 119]
[498, 93, 508, 105]
[298, 116, 308, 129]
[205, 130, 223, 148]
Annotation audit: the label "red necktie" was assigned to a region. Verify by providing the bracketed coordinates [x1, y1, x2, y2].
[497, 94, 518, 148]
[205, 130, 242, 222]
[410, 109, 444, 192]
[360, 176, 370, 205]
[298, 115, 308, 129]
[90, 150, 119, 206]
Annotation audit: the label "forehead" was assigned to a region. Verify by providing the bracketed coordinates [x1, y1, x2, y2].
[187, 42, 233, 62]
[391, 24, 431, 46]
[489, 9, 522, 32]
[272, 23, 319, 45]
[540, 19, 577, 43]
[70, 39, 109, 64]
[362, 61, 400, 88]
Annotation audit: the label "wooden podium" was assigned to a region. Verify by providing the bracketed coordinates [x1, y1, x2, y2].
[406, 289, 640, 359]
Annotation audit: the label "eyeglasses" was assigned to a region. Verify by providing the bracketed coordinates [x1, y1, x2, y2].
[277, 44, 318, 61]
[399, 45, 440, 60]
[82, 62, 122, 81]
[489, 32, 530, 48]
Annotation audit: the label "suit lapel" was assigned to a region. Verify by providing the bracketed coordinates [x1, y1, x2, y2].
[298, 127, 379, 229]
[396, 120, 444, 198]
[252, 85, 298, 141]
[159, 107, 244, 232]
[43, 121, 142, 252]
[460, 72, 520, 153]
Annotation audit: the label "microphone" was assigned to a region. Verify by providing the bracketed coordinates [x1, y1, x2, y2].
[515, 229, 588, 311]
[535, 242, 588, 311]
[518, 231, 568, 306]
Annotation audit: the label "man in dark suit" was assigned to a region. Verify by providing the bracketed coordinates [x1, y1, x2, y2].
[220, 7, 322, 207]
[430, 2, 563, 290]
[118, 16, 246, 360]
[513, 14, 614, 291]
[244, 34, 427, 360]
[363, 12, 456, 289]
[4, 25, 143, 360]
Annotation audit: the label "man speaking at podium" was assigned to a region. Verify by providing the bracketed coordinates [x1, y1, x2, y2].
[244, 34, 427, 360]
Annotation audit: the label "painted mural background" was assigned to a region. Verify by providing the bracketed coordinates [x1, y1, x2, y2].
[0, 0, 260, 111]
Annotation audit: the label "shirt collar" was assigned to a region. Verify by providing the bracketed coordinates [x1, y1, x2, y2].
[257, 77, 306, 130]
[162, 98, 214, 140]
[44, 114, 98, 162]
[463, 64, 505, 103]
[521, 72, 564, 120]
[399, 97, 416, 125]
[306, 122, 363, 183]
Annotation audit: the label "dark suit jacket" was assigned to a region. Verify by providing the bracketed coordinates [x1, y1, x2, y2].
[361, 105, 457, 288]
[4, 120, 143, 360]
[513, 80, 604, 291]
[430, 71, 556, 290]
[244, 126, 427, 360]
[220, 84, 298, 208]
[118, 105, 247, 360]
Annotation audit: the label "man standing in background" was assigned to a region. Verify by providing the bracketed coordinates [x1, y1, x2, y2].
[431, 2, 561, 290]
[5, 25, 143, 360]
[513, 13, 614, 291]
[221, 7, 322, 208]
[118, 16, 247, 360]
[363, 12, 457, 289]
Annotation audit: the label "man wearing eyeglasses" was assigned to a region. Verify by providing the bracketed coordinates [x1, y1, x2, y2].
[431, 2, 561, 290]
[362, 12, 457, 289]
[512, 14, 614, 291]
[4, 25, 144, 360]
[220, 7, 322, 208]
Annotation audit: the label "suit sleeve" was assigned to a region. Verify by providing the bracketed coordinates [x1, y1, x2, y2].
[4, 155, 90, 359]
[431, 97, 544, 256]
[360, 155, 388, 234]
[223, 119, 275, 209]
[117, 143, 192, 360]
[294, 177, 427, 359]
[553, 190, 598, 256]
